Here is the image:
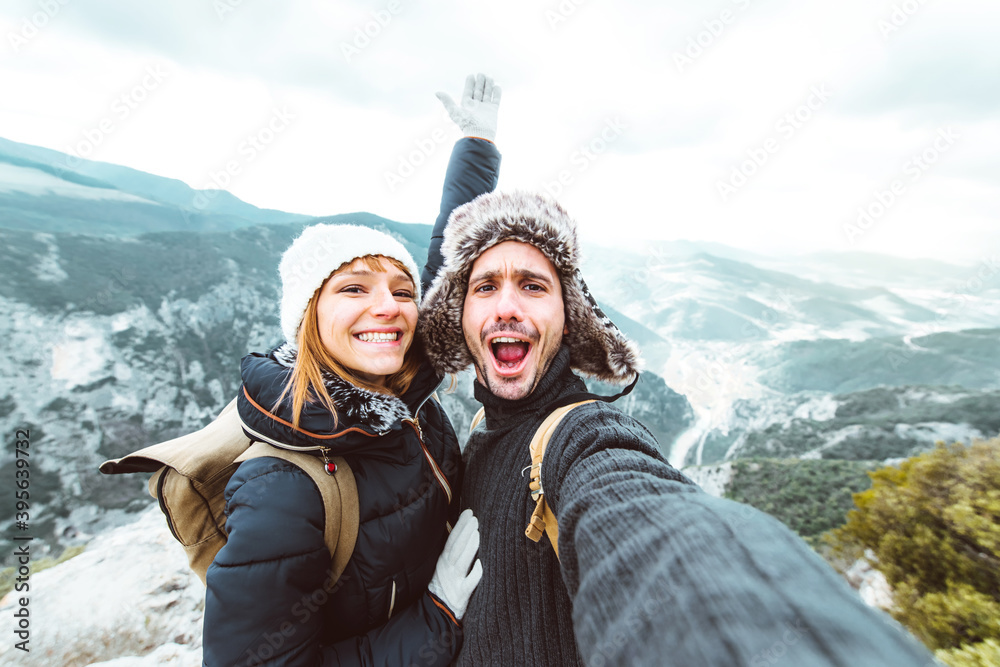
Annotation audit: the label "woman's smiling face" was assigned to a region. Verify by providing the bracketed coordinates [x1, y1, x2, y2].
[314, 256, 418, 386]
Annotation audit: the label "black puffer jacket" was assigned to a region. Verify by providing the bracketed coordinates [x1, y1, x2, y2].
[202, 137, 501, 667]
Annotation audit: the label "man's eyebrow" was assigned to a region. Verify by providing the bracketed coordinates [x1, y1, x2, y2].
[468, 268, 501, 284]
[517, 269, 555, 287]
[468, 267, 555, 286]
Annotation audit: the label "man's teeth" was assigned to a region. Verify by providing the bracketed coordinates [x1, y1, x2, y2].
[492, 337, 522, 343]
[356, 332, 398, 342]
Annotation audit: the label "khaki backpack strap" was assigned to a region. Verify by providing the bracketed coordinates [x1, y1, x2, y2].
[469, 407, 487, 433]
[524, 400, 597, 560]
[236, 443, 359, 591]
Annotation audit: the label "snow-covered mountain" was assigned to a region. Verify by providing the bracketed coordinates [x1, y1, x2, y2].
[2, 137, 995, 665]
[0, 136, 308, 234]
[2, 135, 997, 568]
[0, 145, 693, 564]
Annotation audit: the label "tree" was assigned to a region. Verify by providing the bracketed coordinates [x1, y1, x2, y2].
[825, 439, 1000, 653]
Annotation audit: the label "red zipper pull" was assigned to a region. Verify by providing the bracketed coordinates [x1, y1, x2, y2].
[321, 450, 337, 475]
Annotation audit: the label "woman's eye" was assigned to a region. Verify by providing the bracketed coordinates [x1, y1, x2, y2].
[340, 286, 364, 294]
[394, 291, 414, 299]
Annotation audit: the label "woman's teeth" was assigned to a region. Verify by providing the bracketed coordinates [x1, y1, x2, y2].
[356, 332, 398, 342]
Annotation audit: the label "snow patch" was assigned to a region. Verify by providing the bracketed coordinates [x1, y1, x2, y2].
[51, 320, 112, 388]
[845, 552, 894, 612]
[681, 462, 733, 498]
[0, 506, 203, 666]
[31, 232, 68, 282]
[792, 394, 838, 421]
[88, 643, 201, 667]
[894, 422, 983, 445]
[111, 312, 133, 332]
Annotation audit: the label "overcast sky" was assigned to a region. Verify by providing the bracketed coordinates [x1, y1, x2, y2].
[1, 0, 998, 263]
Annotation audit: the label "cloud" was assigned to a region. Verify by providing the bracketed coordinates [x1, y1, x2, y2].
[1, 0, 998, 263]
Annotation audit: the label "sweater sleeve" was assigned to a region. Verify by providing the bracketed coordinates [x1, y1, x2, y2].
[420, 137, 502, 294]
[543, 405, 937, 667]
[203, 458, 460, 667]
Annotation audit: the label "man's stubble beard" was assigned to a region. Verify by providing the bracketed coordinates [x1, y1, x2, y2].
[467, 339, 562, 402]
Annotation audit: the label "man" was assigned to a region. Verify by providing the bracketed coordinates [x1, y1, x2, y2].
[418, 193, 936, 665]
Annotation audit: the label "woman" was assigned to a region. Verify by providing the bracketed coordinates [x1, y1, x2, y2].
[202, 74, 503, 667]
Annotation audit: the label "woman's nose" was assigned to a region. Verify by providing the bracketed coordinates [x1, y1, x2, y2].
[370, 286, 401, 317]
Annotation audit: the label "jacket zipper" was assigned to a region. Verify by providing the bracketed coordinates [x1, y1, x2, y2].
[388, 579, 397, 620]
[404, 417, 452, 504]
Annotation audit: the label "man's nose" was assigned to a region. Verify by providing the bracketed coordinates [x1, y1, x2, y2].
[494, 284, 522, 321]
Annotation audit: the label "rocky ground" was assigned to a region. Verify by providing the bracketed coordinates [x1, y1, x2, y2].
[0, 472, 898, 666]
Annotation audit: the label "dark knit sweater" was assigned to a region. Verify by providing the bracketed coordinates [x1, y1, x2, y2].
[457, 348, 595, 666]
[457, 347, 936, 666]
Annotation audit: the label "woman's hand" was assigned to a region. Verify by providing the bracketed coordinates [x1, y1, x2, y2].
[436, 73, 502, 142]
[428, 508, 483, 621]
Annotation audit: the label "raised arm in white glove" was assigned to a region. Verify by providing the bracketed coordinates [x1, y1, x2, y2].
[428, 509, 483, 621]
[436, 73, 502, 142]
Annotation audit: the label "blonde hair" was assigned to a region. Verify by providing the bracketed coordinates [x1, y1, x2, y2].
[277, 254, 421, 429]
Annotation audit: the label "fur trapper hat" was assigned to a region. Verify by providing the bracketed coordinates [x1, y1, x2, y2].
[279, 223, 420, 347]
[419, 191, 642, 383]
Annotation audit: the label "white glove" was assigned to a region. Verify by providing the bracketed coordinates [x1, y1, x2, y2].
[436, 73, 502, 142]
[428, 509, 483, 621]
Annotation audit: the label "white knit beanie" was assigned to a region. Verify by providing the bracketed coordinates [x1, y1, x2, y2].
[279, 223, 421, 347]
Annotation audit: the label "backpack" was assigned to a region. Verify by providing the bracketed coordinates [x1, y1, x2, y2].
[469, 400, 595, 560]
[99, 397, 359, 589]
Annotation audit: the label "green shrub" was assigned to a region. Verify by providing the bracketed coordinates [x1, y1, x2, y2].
[937, 639, 1000, 667]
[825, 439, 1000, 653]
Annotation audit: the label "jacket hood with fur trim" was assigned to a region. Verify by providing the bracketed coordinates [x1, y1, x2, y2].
[418, 190, 642, 384]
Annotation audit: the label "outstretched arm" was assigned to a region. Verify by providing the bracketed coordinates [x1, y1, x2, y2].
[544, 405, 937, 667]
[420, 73, 502, 294]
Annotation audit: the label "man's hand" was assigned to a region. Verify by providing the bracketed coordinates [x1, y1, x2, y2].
[437, 73, 502, 142]
[428, 509, 483, 621]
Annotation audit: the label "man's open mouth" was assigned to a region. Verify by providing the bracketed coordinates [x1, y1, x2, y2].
[489, 336, 531, 372]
